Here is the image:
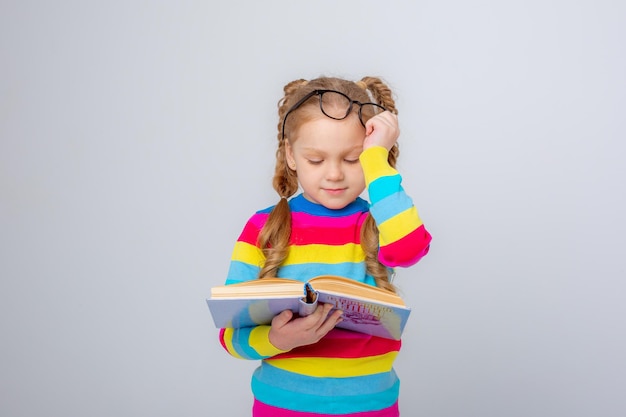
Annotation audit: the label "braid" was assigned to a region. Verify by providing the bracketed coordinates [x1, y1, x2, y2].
[277, 79, 309, 137]
[359, 76, 398, 115]
[258, 197, 291, 278]
[360, 214, 396, 292]
[257, 79, 309, 278]
[358, 76, 399, 167]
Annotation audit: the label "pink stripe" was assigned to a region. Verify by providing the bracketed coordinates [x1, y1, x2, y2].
[249, 212, 270, 228]
[239, 212, 367, 246]
[291, 211, 367, 229]
[253, 400, 399, 417]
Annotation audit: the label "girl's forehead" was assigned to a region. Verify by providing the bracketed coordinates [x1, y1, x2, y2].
[297, 113, 363, 130]
[291, 116, 365, 151]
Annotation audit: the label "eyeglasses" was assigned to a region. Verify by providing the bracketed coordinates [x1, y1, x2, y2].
[281, 89, 388, 141]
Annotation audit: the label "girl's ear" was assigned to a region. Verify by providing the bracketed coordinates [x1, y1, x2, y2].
[285, 140, 296, 170]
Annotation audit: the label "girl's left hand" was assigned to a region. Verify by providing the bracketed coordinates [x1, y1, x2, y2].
[363, 111, 400, 151]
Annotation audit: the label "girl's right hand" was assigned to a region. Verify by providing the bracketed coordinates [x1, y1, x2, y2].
[268, 303, 343, 351]
[363, 111, 400, 152]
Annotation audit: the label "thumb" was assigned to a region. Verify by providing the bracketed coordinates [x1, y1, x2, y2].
[271, 310, 294, 328]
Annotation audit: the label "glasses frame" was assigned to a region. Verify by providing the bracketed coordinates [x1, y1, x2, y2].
[281, 89, 388, 141]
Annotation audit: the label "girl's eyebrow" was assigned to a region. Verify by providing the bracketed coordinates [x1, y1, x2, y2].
[300, 148, 325, 157]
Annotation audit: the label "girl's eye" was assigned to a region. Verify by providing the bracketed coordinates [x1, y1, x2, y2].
[307, 159, 323, 165]
[344, 159, 360, 164]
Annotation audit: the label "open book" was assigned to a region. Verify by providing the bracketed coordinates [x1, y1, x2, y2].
[206, 275, 411, 340]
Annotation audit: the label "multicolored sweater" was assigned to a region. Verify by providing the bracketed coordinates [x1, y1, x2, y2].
[219, 146, 432, 416]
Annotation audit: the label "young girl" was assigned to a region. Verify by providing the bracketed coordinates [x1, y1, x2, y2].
[219, 76, 432, 416]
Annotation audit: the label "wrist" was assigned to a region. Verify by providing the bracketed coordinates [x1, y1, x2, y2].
[359, 146, 397, 186]
[256, 326, 291, 356]
[268, 327, 293, 352]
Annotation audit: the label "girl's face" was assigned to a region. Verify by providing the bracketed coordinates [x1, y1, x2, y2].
[285, 114, 366, 210]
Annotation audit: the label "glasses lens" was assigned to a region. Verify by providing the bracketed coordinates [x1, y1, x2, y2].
[320, 91, 352, 120]
[359, 103, 386, 125]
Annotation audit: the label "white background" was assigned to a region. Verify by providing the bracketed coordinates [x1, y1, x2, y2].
[1, 1, 625, 416]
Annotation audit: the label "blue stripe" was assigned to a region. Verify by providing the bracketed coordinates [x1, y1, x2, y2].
[368, 175, 403, 204]
[226, 261, 379, 286]
[276, 263, 376, 286]
[290, 194, 369, 217]
[254, 363, 399, 396]
[230, 327, 263, 359]
[252, 364, 399, 413]
[226, 261, 261, 284]
[256, 194, 369, 216]
[257, 205, 275, 214]
[369, 192, 414, 224]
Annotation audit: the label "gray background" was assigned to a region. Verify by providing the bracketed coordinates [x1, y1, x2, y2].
[1, 1, 624, 416]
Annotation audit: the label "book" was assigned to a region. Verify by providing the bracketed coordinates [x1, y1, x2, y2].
[206, 275, 411, 340]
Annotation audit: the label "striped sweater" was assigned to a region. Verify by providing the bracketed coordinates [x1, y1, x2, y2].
[220, 146, 432, 416]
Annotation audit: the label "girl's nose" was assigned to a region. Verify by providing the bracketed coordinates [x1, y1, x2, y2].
[326, 161, 344, 181]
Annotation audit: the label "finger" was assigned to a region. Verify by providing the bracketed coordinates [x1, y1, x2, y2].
[366, 113, 393, 135]
[316, 310, 344, 335]
[375, 111, 397, 127]
[326, 309, 343, 324]
[271, 309, 294, 328]
[364, 120, 375, 136]
[304, 303, 334, 330]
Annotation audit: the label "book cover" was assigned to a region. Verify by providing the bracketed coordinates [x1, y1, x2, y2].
[206, 276, 411, 340]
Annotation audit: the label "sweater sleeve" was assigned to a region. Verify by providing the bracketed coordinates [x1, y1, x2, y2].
[224, 213, 266, 285]
[359, 146, 432, 267]
[219, 212, 290, 360]
[219, 326, 288, 360]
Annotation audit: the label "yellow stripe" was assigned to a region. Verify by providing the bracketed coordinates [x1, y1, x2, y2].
[359, 146, 398, 186]
[378, 207, 422, 246]
[284, 243, 365, 265]
[249, 326, 288, 357]
[231, 241, 265, 265]
[222, 328, 244, 359]
[265, 351, 398, 377]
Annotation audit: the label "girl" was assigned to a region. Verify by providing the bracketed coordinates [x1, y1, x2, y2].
[219, 76, 432, 416]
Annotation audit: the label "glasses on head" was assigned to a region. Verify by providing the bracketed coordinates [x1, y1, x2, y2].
[281, 89, 388, 141]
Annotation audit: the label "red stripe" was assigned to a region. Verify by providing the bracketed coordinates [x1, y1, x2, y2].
[379, 225, 432, 267]
[218, 328, 228, 351]
[237, 217, 265, 245]
[273, 328, 401, 359]
[290, 224, 361, 245]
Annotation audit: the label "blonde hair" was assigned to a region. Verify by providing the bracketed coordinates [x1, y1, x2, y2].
[258, 76, 400, 292]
